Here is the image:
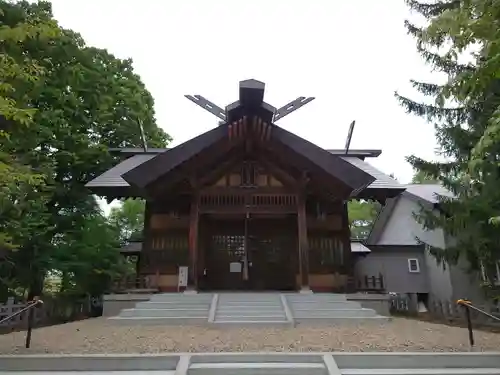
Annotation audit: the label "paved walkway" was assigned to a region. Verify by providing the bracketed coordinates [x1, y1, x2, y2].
[2, 352, 500, 375]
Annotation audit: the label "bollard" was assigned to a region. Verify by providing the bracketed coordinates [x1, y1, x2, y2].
[457, 299, 474, 350]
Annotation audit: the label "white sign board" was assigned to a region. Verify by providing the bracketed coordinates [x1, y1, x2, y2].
[229, 262, 242, 273]
[178, 266, 188, 288]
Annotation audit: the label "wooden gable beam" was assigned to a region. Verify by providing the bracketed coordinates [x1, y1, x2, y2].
[196, 151, 246, 188]
[147, 138, 243, 197]
[254, 154, 299, 189]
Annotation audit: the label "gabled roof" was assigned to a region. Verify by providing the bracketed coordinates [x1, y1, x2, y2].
[120, 80, 377, 196]
[86, 80, 404, 201]
[366, 183, 453, 245]
[123, 125, 226, 189]
[86, 154, 156, 188]
[341, 157, 403, 199]
[86, 149, 404, 200]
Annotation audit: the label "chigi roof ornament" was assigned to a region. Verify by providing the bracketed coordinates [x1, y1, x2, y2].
[184, 79, 315, 124]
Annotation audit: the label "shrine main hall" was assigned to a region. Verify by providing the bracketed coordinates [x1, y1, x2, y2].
[86, 79, 403, 293]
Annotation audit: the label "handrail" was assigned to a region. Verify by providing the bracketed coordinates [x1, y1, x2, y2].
[456, 298, 500, 349]
[0, 297, 43, 349]
[0, 298, 43, 325]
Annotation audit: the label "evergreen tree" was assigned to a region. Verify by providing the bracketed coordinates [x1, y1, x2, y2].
[396, 0, 500, 288]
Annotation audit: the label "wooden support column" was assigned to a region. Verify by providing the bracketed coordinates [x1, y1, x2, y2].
[342, 201, 354, 292]
[141, 201, 153, 284]
[188, 193, 200, 290]
[297, 193, 310, 291]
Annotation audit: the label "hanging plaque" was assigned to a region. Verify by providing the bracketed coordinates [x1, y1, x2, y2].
[229, 262, 242, 273]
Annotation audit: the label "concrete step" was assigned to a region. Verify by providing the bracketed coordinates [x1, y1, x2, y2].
[213, 292, 288, 325]
[0, 354, 181, 371]
[135, 302, 211, 309]
[188, 362, 327, 375]
[0, 372, 176, 375]
[218, 303, 283, 308]
[215, 310, 286, 314]
[211, 321, 293, 327]
[108, 316, 208, 325]
[119, 308, 209, 318]
[295, 316, 390, 324]
[2, 353, 499, 375]
[286, 294, 347, 302]
[332, 353, 500, 370]
[218, 303, 283, 311]
[214, 315, 287, 322]
[340, 369, 500, 374]
[148, 294, 213, 303]
[292, 308, 378, 318]
[290, 301, 363, 309]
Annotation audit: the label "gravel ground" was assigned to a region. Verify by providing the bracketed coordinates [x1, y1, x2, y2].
[1, 317, 499, 354]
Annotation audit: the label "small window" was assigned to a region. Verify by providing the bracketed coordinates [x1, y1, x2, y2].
[408, 258, 420, 273]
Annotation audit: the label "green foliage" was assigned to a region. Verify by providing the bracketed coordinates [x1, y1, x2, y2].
[398, 0, 500, 282]
[411, 170, 440, 184]
[108, 198, 145, 242]
[0, 1, 170, 300]
[52, 208, 133, 296]
[348, 200, 381, 240]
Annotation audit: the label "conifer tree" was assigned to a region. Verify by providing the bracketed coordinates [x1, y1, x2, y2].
[396, 0, 500, 288]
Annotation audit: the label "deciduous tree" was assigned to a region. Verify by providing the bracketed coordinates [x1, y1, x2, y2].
[108, 199, 145, 242]
[0, 1, 170, 299]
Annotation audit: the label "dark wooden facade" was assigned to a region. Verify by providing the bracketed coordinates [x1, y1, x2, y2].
[138, 157, 356, 292]
[88, 79, 405, 292]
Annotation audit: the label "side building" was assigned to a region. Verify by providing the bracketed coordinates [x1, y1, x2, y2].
[356, 184, 486, 305]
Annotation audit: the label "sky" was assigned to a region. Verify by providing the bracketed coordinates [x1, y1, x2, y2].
[49, 0, 442, 211]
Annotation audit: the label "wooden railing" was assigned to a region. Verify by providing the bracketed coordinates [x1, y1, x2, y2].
[199, 192, 297, 213]
[344, 274, 385, 293]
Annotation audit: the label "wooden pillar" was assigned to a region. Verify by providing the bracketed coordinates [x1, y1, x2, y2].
[297, 193, 310, 290]
[188, 193, 200, 290]
[342, 201, 354, 292]
[141, 201, 152, 274]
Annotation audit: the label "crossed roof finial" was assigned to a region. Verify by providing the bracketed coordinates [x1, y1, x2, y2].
[185, 79, 315, 124]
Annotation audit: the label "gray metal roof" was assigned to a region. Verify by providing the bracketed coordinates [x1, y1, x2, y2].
[85, 154, 155, 188]
[351, 242, 371, 253]
[404, 184, 454, 204]
[341, 157, 401, 190]
[86, 152, 400, 191]
[120, 241, 142, 253]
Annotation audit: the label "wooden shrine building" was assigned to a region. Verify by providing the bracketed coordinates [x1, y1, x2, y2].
[87, 79, 404, 292]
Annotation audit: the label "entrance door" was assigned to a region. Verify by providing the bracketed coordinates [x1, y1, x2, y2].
[247, 217, 297, 290]
[202, 216, 297, 290]
[203, 218, 248, 290]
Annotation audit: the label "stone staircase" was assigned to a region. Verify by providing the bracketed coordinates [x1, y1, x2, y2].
[2, 352, 500, 375]
[106, 292, 390, 326]
[108, 293, 213, 325]
[212, 293, 292, 326]
[285, 293, 388, 324]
